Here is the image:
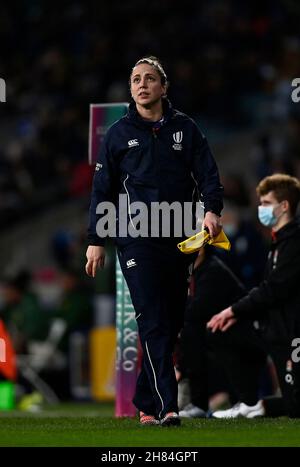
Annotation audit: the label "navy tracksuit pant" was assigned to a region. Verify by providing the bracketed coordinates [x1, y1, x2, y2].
[117, 239, 195, 419]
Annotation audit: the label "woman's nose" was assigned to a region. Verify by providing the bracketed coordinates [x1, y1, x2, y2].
[139, 77, 147, 88]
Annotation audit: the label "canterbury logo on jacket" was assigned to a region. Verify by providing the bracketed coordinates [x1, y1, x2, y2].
[87, 99, 223, 246]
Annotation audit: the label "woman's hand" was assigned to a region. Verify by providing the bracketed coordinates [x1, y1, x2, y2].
[203, 211, 222, 238]
[85, 245, 106, 277]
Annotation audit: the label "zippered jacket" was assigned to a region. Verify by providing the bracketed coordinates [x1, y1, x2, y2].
[87, 99, 223, 246]
[232, 218, 300, 344]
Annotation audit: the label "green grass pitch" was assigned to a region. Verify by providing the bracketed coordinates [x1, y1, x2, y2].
[0, 402, 300, 447]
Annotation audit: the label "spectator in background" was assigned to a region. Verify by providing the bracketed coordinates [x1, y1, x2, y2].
[51, 229, 77, 269]
[2, 1, 300, 235]
[220, 203, 268, 289]
[222, 173, 250, 208]
[39, 267, 93, 400]
[52, 267, 92, 354]
[178, 245, 267, 418]
[289, 110, 300, 179]
[251, 132, 294, 182]
[0, 270, 51, 410]
[0, 270, 48, 353]
[208, 174, 300, 418]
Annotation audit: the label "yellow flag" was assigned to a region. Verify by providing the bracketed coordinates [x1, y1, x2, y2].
[177, 229, 231, 254]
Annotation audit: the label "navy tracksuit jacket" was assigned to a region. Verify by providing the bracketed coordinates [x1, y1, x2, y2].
[87, 99, 223, 418]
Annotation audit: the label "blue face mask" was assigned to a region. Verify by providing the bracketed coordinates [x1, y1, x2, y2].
[258, 205, 278, 227]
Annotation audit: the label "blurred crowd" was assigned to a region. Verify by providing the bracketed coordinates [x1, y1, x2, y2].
[1, 1, 300, 405]
[0, 232, 116, 402]
[1, 0, 300, 226]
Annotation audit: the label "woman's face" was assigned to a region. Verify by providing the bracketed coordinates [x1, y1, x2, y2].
[130, 63, 167, 108]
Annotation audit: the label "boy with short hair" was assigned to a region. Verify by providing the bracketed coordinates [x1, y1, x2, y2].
[208, 173, 300, 418]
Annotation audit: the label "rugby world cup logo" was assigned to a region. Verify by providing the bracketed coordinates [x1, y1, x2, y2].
[173, 131, 183, 151]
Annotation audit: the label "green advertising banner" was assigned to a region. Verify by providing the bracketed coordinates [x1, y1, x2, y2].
[89, 103, 138, 417]
[115, 258, 139, 417]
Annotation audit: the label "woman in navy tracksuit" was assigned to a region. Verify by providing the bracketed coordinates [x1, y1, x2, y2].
[86, 56, 223, 426]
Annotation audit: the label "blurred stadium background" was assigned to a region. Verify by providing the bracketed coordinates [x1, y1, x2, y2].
[1, 0, 300, 414]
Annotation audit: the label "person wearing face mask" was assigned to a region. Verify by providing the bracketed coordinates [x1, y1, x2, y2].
[207, 173, 300, 418]
[220, 203, 268, 290]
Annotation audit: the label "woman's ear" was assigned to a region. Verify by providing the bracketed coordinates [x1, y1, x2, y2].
[161, 83, 168, 98]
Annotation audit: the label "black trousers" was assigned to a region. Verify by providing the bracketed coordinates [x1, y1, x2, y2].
[117, 239, 195, 419]
[207, 322, 267, 407]
[179, 299, 268, 409]
[209, 322, 300, 417]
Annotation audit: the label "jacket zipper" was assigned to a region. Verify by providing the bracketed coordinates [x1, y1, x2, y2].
[123, 174, 136, 230]
[152, 128, 160, 192]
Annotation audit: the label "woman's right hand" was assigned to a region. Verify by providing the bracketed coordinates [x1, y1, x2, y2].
[85, 245, 106, 277]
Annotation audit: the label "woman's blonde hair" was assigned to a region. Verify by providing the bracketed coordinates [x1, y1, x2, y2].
[130, 56, 168, 86]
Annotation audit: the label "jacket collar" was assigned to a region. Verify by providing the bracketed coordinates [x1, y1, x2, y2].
[126, 98, 174, 129]
[272, 217, 300, 244]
